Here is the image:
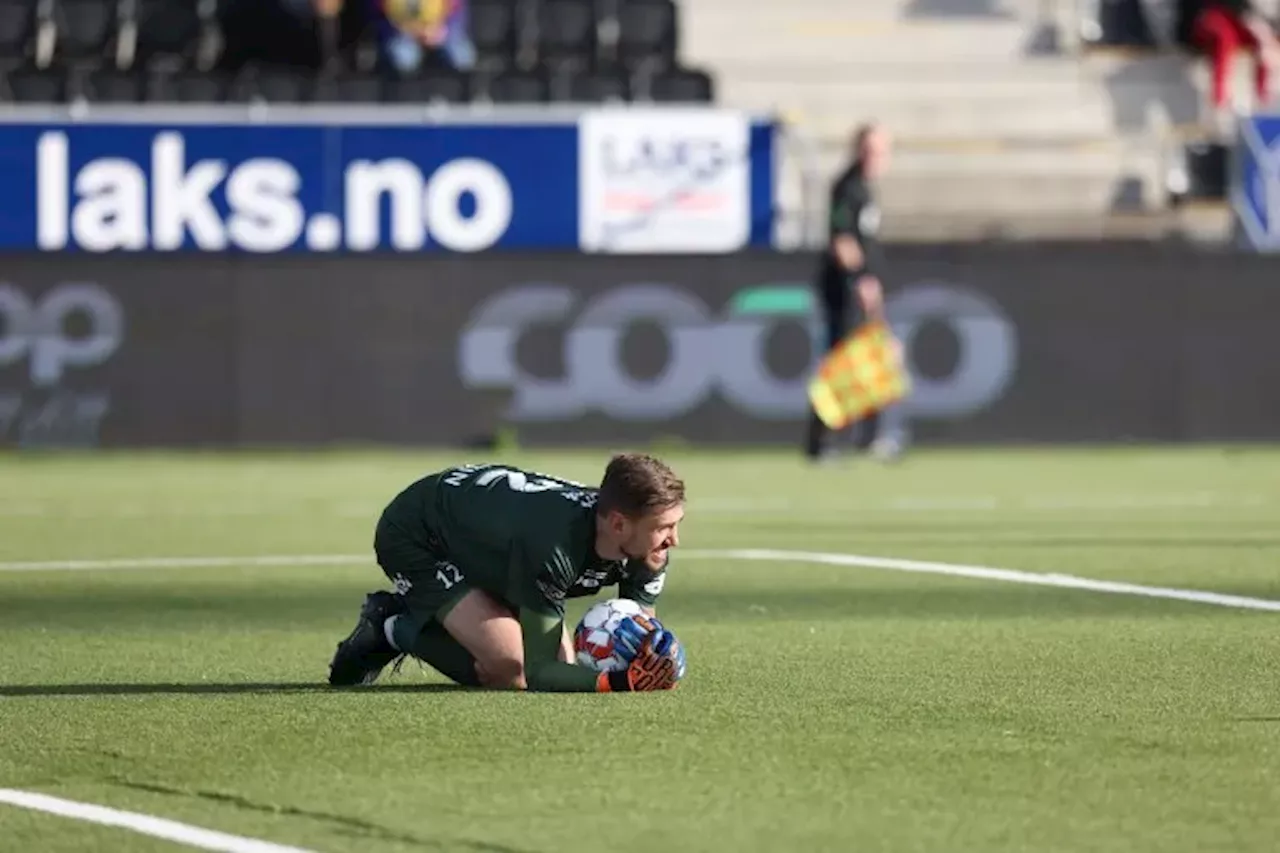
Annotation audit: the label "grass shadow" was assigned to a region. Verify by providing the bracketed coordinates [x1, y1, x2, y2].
[111, 778, 532, 852]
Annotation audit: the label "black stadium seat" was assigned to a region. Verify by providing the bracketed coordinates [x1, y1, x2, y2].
[618, 0, 676, 70]
[55, 0, 118, 63]
[385, 70, 470, 104]
[147, 68, 230, 102]
[469, 0, 516, 70]
[559, 68, 629, 103]
[132, 0, 203, 65]
[81, 68, 146, 102]
[6, 66, 66, 101]
[1078, 0, 1156, 49]
[0, 0, 34, 61]
[538, 0, 595, 70]
[485, 68, 548, 102]
[228, 66, 312, 103]
[312, 71, 384, 103]
[648, 66, 712, 103]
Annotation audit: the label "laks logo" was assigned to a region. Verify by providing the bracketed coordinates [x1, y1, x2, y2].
[578, 110, 750, 254]
[35, 131, 513, 253]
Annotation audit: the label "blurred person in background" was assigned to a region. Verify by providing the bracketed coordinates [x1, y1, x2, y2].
[804, 123, 902, 466]
[1176, 0, 1280, 129]
[374, 0, 477, 73]
[278, 0, 345, 66]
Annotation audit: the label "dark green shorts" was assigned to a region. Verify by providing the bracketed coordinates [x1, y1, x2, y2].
[374, 511, 470, 624]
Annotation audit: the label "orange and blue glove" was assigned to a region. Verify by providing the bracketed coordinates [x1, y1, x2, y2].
[597, 624, 685, 692]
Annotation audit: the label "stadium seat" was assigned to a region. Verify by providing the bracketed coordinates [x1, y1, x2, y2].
[312, 71, 384, 103]
[54, 0, 118, 64]
[81, 68, 146, 102]
[484, 68, 548, 102]
[0, 0, 34, 62]
[617, 0, 676, 70]
[5, 65, 66, 101]
[385, 70, 470, 104]
[537, 0, 596, 70]
[470, 0, 516, 70]
[558, 68, 629, 103]
[647, 66, 712, 103]
[1078, 0, 1156, 49]
[229, 66, 313, 103]
[147, 67, 229, 102]
[130, 0, 204, 67]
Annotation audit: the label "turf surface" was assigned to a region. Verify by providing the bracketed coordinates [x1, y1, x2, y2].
[1, 447, 1278, 852]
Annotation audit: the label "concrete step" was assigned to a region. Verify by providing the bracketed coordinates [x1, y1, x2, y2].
[686, 17, 1035, 65]
[870, 173, 1129, 214]
[710, 57, 1087, 83]
[682, 0, 1045, 22]
[776, 137, 1167, 225]
[759, 94, 1116, 140]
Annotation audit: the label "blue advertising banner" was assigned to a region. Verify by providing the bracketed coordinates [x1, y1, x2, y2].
[1234, 112, 1280, 252]
[0, 107, 776, 254]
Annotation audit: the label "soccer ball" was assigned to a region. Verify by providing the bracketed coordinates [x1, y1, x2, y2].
[573, 598, 648, 673]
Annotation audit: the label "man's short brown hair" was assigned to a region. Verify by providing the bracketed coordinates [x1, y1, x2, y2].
[596, 453, 685, 518]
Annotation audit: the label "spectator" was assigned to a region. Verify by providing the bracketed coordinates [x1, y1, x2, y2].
[1177, 1, 1280, 125]
[374, 0, 477, 73]
[276, 0, 345, 67]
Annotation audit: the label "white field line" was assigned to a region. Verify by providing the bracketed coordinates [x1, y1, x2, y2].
[0, 549, 1278, 613]
[691, 549, 1280, 613]
[0, 789, 315, 853]
[0, 554, 366, 572]
[0, 492, 1267, 519]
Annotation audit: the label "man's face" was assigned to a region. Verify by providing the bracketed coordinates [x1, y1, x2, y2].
[613, 504, 684, 572]
[858, 129, 892, 180]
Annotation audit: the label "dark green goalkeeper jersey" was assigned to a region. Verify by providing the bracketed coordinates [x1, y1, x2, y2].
[376, 462, 668, 691]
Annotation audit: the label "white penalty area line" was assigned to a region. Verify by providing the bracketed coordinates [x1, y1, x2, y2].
[0, 789, 315, 853]
[1, 548, 1278, 614]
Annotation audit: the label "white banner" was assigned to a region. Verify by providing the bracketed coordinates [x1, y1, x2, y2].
[577, 108, 751, 254]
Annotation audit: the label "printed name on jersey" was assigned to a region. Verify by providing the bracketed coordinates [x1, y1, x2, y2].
[442, 463, 597, 508]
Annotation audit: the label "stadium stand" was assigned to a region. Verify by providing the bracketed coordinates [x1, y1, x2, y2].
[682, 0, 1273, 242]
[0, 0, 714, 105]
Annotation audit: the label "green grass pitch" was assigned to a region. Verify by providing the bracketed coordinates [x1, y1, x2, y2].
[1, 446, 1278, 852]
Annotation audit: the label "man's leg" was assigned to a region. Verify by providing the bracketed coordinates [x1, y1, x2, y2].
[436, 590, 527, 690]
[806, 297, 851, 461]
[329, 515, 465, 687]
[406, 620, 483, 688]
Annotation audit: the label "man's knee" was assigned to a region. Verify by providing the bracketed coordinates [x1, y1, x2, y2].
[475, 657, 527, 690]
[440, 588, 526, 689]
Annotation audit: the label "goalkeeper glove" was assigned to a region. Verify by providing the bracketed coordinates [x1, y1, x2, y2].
[597, 627, 684, 693]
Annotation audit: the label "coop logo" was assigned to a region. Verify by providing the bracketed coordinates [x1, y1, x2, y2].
[458, 281, 1018, 422]
[0, 282, 123, 447]
[34, 131, 513, 253]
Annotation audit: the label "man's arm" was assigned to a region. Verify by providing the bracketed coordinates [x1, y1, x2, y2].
[519, 608, 605, 692]
[618, 563, 666, 618]
[559, 623, 574, 663]
[830, 191, 885, 322]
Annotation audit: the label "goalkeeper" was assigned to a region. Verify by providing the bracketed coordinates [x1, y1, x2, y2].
[328, 453, 687, 693]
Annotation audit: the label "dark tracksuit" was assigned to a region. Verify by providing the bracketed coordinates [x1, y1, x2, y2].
[804, 160, 886, 460]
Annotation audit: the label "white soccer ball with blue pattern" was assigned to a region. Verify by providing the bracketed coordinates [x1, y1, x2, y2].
[573, 598, 647, 673]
